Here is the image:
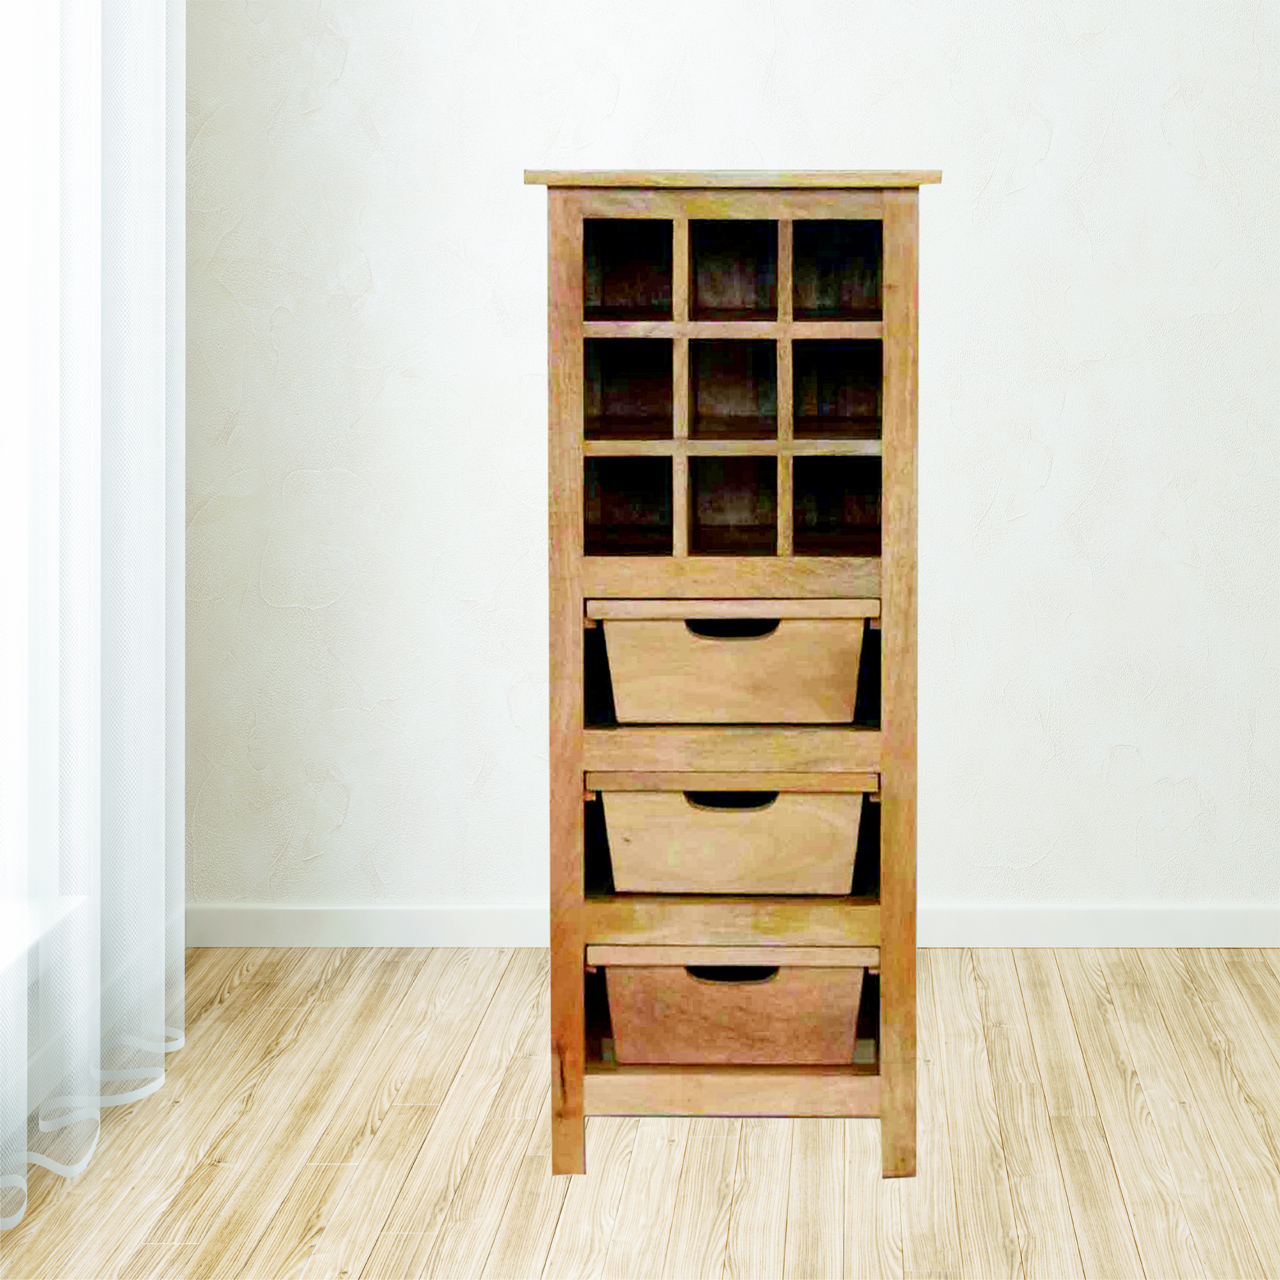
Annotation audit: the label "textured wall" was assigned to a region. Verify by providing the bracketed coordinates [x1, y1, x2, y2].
[188, 0, 1280, 913]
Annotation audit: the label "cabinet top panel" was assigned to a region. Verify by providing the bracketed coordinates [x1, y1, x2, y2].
[524, 169, 942, 189]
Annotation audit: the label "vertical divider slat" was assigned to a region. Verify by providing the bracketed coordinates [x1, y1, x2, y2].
[777, 219, 794, 555]
[673, 214, 690, 556]
[548, 192, 586, 1174]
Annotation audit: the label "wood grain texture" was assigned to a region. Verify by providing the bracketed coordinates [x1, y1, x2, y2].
[584, 726, 880, 773]
[587, 946, 878, 968]
[844, 1119, 904, 1279]
[584, 438, 883, 457]
[895, 950, 961, 1278]
[525, 170, 942, 188]
[548, 187, 587, 1176]
[541, 1117, 641, 1280]
[583, 320, 883, 339]
[582, 557, 880, 599]
[582, 895, 880, 948]
[604, 619, 863, 724]
[662, 1119, 740, 1280]
[1098, 948, 1267, 1280]
[602, 790, 862, 894]
[1054, 948, 1204, 1279]
[586, 599, 878, 619]
[879, 187, 918, 1179]
[928, 951, 1023, 1280]
[725, 1119, 792, 1280]
[584, 1065, 879, 1118]
[969, 950, 1083, 1280]
[1013, 950, 1096, 1117]
[14, 947, 1280, 1280]
[600, 1118, 688, 1279]
[785, 1119, 845, 1279]
[586, 770, 878, 792]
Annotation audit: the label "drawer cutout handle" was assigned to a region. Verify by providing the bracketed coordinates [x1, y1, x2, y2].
[684, 791, 779, 812]
[686, 965, 780, 985]
[684, 619, 780, 640]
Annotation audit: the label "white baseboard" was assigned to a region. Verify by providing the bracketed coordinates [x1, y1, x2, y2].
[187, 902, 1277, 949]
[919, 904, 1279, 947]
[185, 903, 550, 948]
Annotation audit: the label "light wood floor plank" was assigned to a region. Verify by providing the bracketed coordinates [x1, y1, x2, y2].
[1055, 950, 1204, 1279]
[896, 953, 961, 1280]
[360, 948, 547, 1278]
[662, 1118, 739, 1280]
[601, 1118, 689, 1279]
[172, 950, 429, 1280]
[115, 1240, 195, 1280]
[724, 1119, 791, 1280]
[844, 1119, 902, 1280]
[541, 1117, 642, 1280]
[420, 1112, 541, 1280]
[1099, 949, 1265, 1280]
[0, 950, 326, 1280]
[241, 948, 508, 1279]
[785, 1118, 844, 1280]
[929, 950, 1023, 1280]
[1012, 951, 1095, 1117]
[969, 950, 1082, 1280]
[481, 1110, 572, 1280]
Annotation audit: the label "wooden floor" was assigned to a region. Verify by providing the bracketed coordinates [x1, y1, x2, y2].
[3, 948, 1280, 1279]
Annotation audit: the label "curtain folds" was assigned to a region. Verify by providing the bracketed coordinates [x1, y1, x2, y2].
[0, 0, 183, 1232]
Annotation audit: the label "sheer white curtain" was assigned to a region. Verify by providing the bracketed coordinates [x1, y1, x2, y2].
[0, 0, 184, 1231]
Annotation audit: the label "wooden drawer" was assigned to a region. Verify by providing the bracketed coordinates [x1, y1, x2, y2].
[603, 788, 864, 893]
[601, 946, 866, 1065]
[600, 604, 871, 723]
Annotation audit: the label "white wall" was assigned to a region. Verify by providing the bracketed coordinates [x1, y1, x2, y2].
[187, 0, 1280, 945]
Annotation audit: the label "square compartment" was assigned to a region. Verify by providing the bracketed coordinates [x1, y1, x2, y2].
[585, 339, 673, 439]
[691, 456, 777, 555]
[691, 340, 777, 439]
[691, 221, 777, 320]
[585, 220, 673, 320]
[793, 220, 882, 320]
[585, 457, 673, 556]
[793, 340, 881, 439]
[793, 456, 880, 556]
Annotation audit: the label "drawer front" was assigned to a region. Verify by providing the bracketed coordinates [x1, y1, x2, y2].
[605, 953, 865, 1065]
[604, 618, 864, 723]
[604, 790, 862, 894]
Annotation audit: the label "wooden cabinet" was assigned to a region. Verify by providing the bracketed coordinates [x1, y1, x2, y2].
[525, 169, 939, 1177]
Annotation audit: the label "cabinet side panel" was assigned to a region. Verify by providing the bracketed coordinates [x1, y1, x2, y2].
[880, 188, 919, 1177]
[549, 191, 586, 1173]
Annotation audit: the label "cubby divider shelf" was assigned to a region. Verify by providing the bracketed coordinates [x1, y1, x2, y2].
[531, 167, 938, 1180]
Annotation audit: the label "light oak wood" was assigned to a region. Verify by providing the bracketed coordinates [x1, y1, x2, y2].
[607, 964, 864, 1065]
[583, 437, 883, 457]
[587, 769, 878, 791]
[660, 1119, 739, 1279]
[548, 188, 588, 1175]
[786, 1119, 845, 1279]
[582, 895, 881, 948]
[525, 170, 943, 188]
[600, 1118, 687, 1279]
[583, 556, 880, 599]
[1054, 949, 1204, 1279]
[929, 951, 1023, 1280]
[584, 726, 880, 772]
[1099, 948, 1269, 1280]
[587, 945, 879, 967]
[602, 790, 863, 894]
[586, 597, 879, 619]
[725, 1119, 792, 1280]
[540, 1116, 640, 1280]
[879, 187, 919, 1179]
[584, 1065, 880, 1118]
[583, 319, 884, 339]
[13, 946, 1280, 1280]
[844, 1118, 905, 1279]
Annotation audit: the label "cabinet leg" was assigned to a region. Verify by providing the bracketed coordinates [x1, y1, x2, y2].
[880, 1048, 916, 1176]
[551, 1045, 586, 1174]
